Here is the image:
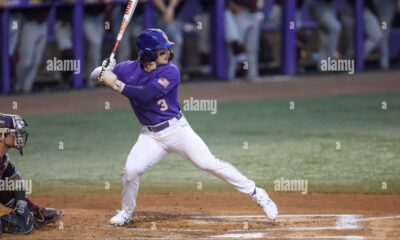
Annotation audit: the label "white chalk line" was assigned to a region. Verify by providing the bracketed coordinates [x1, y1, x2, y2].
[210, 236, 400, 240]
[121, 226, 363, 233]
[211, 232, 265, 239]
[191, 214, 362, 219]
[358, 215, 400, 222]
[191, 214, 400, 223]
[258, 236, 367, 240]
[337, 215, 361, 230]
[126, 225, 399, 233]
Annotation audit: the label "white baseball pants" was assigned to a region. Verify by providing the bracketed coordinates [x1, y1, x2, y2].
[121, 116, 256, 213]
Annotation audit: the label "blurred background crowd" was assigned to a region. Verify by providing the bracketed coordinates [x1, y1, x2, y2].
[1, 0, 400, 94]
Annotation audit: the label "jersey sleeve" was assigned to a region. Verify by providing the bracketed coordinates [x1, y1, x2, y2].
[150, 65, 180, 95]
[112, 62, 129, 83]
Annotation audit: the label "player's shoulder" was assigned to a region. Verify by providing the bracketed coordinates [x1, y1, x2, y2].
[114, 60, 140, 77]
[156, 62, 180, 77]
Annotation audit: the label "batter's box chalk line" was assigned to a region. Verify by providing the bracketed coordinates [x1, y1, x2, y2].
[200, 214, 400, 239]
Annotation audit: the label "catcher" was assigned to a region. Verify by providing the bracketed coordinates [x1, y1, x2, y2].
[0, 113, 63, 235]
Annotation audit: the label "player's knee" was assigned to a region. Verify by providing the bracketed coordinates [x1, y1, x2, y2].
[196, 160, 220, 173]
[196, 164, 211, 172]
[124, 165, 146, 180]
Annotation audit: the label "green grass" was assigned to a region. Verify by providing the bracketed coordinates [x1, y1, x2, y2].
[10, 92, 400, 195]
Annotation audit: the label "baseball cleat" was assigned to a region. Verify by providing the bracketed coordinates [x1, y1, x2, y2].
[251, 187, 278, 220]
[110, 210, 132, 226]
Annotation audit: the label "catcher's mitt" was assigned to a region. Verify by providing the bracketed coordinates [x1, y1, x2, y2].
[0, 205, 34, 235]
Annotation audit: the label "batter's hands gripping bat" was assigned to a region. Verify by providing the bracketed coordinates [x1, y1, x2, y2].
[99, 0, 139, 81]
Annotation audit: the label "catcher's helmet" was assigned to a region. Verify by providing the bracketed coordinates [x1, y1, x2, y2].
[0, 113, 28, 155]
[136, 28, 175, 62]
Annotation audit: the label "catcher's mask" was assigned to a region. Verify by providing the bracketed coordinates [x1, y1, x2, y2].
[0, 113, 29, 155]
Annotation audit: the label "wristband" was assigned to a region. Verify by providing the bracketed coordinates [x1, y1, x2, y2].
[112, 80, 125, 93]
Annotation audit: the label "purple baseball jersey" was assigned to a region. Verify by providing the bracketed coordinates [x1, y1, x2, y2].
[113, 61, 181, 126]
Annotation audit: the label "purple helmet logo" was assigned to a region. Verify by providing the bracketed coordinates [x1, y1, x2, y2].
[161, 31, 169, 41]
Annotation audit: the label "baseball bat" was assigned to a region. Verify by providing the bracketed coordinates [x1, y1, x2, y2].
[109, 0, 139, 62]
[99, 0, 138, 81]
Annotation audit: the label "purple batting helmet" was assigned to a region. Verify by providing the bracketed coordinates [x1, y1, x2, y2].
[136, 28, 175, 62]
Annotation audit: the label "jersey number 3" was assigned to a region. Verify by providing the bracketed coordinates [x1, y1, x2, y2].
[157, 99, 169, 111]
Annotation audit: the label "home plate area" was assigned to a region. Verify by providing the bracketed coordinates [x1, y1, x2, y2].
[116, 213, 400, 239]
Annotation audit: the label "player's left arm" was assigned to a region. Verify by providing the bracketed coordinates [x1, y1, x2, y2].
[100, 71, 162, 103]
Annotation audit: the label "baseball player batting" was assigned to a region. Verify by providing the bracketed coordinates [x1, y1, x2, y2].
[91, 29, 278, 225]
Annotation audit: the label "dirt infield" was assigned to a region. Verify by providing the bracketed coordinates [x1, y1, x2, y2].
[1, 192, 399, 239]
[0, 71, 399, 116]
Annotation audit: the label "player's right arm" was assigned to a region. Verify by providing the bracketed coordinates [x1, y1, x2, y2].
[100, 71, 165, 103]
